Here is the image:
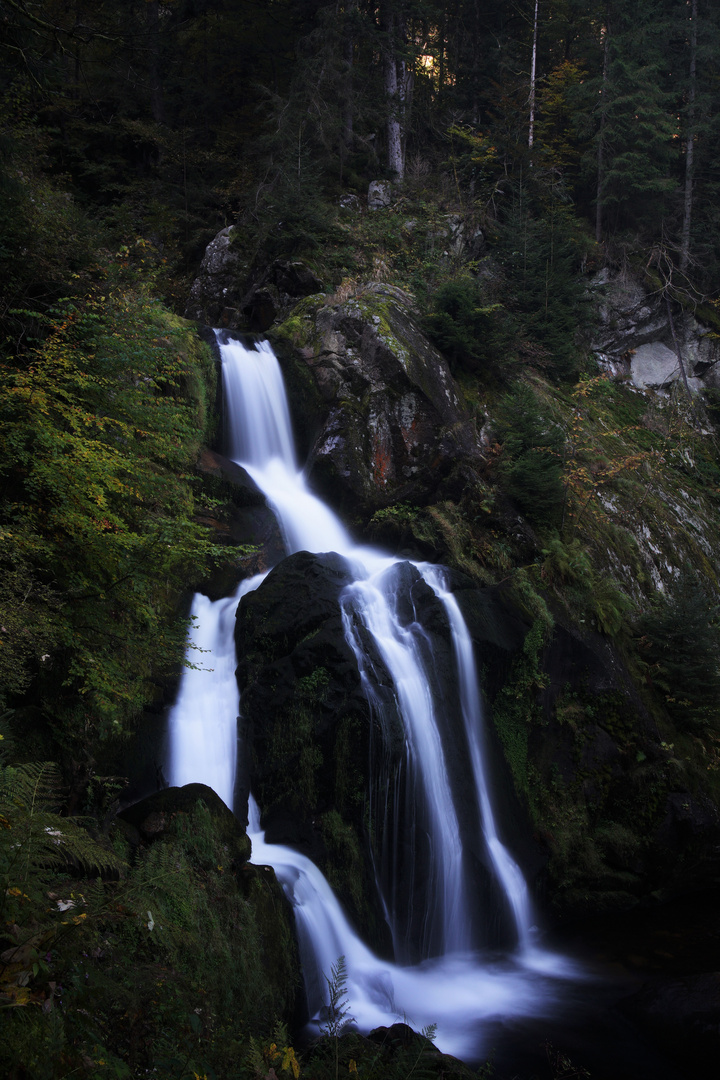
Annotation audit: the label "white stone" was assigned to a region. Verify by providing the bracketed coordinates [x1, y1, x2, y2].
[368, 181, 392, 210]
[631, 341, 684, 388]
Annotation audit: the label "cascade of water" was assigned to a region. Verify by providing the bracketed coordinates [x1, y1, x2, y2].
[421, 567, 534, 951]
[166, 572, 265, 808]
[341, 567, 470, 958]
[221, 336, 469, 954]
[166, 335, 580, 1054]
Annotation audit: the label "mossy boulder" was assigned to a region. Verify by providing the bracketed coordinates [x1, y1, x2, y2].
[235, 550, 392, 945]
[270, 283, 483, 521]
[234, 552, 538, 952]
[119, 782, 252, 862]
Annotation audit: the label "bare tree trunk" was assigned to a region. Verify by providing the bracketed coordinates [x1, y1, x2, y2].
[147, 0, 164, 125]
[343, 34, 354, 147]
[595, 14, 610, 244]
[528, 0, 539, 148]
[381, 2, 404, 179]
[680, 0, 698, 274]
[342, 0, 358, 148]
[665, 292, 692, 398]
[398, 10, 412, 171]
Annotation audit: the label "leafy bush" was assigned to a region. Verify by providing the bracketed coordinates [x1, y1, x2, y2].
[0, 286, 223, 744]
[637, 567, 720, 731]
[497, 383, 565, 528]
[423, 275, 517, 374]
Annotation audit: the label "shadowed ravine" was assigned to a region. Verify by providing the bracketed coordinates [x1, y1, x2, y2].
[167, 334, 582, 1059]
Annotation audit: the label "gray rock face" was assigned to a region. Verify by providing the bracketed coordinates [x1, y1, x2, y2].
[339, 193, 361, 212]
[590, 268, 720, 392]
[186, 226, 247, 328]
[368, 180, 392, 209]
[186, 224, 324, 332]
[631, 341, 701, 391]
[274, 282, 483, 515]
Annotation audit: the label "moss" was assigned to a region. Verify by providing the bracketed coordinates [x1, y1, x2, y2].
[263, 701, 323, 815]
[490, 618, 549, 801]
[319, 809, 365, 914]
[0, 795, 299, 1080]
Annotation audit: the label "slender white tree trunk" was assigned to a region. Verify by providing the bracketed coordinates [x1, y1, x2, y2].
[680, 0, 698, 274]
[382, 3, 404, 179]
[528, 0, 539, 148]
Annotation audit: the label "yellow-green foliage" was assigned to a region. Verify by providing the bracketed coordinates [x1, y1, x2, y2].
[0, 286, 224, 739]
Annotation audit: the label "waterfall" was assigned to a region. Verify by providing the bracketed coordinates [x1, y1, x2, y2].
[422, 567, 534, 954]
[167, 335, 580, 1057]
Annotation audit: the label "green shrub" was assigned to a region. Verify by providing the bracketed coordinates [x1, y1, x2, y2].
[497, 383, 565, 528]
[637, 567, 720, 731]
[423, 275, 517, 374]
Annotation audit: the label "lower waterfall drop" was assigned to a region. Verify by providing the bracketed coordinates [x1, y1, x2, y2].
[167, 334, 581, 1058]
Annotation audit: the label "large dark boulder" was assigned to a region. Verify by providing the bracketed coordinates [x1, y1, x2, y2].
[235, 550, 391, 945]
[119, 782, 251, 862]
[234, 551, 537, 954]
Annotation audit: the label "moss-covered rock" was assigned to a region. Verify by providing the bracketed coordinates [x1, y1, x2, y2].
[270, 282, 483, 523]
[234, 550, 390, 945]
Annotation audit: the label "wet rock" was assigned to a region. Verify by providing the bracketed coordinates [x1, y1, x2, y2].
[196, 447, 264, 502]
[240, 260, 325, 332]
[650, 792, 720, 880]
[630, 341, 702, 391]
[242, 285, 280, 332]
[271, 259, 324, 297]
[589, 268, 720, 391]
[367, 1025, 475, 1080]
[187, 227, 324, 333]
[620, 972, 720, 1073]
[194, 447, 285, 594]
[339, 193, 361, 212]
[425, 212, 481, 257]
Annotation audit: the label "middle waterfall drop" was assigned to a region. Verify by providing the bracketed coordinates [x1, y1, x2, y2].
[168, 333, 578, 1058]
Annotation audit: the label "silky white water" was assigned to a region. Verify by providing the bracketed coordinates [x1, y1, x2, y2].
[167, 335, 581, 1056]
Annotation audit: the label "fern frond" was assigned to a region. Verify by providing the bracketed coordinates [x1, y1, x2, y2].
[0, 761, 126, 883]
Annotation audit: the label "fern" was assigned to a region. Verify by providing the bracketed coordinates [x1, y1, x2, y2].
[319, 956, 356, 1080]
[0, 760, 126, 931]
[320, 955, 354, 1039]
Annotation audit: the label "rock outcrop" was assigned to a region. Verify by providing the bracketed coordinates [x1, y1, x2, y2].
[590, 268, 720, 391]
[186, 226, 249, 328]
[186, 226, 323, 332]
[271, 282, 483, 518]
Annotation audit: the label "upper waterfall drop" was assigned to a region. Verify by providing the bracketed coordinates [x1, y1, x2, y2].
[220, 332, 352, 557]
